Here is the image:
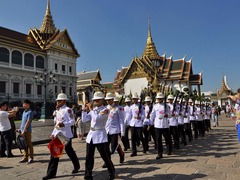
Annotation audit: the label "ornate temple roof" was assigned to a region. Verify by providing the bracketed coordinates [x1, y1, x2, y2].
[39, 0, 56, 35]
[27, 0, 79, 56]
[217, 75, 234, 96]
[113, 20, 202, 91]
[142, 18, 161, 60]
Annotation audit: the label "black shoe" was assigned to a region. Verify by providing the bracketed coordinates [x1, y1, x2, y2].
[7, 154, 16, 158]
[102, 163, 107, 168]
[84, 176, 93, 180]
[183, 142, 187, 146]
[19, 158, 28, 163]
[42, 175, 56, 180]
[124, 147, 128, 151]
[0, 154, 7, 158]
[72, 168, 80, 174]
[109, 174, 115, 180]
[156, 154, 163, 160]
[130, 153, 137, 157]
[167, 151, 172, 155]
[120, 156, 124, 163]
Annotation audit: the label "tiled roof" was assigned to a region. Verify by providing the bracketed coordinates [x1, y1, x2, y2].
[0, 26, 41, 50]
[77, 70, 101, 81]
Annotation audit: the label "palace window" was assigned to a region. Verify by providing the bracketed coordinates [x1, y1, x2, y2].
[55, 86, 58, 95]
[0, 47, 9, 63]
[0, 81, 6, 93]
[13, 82, 19, 94]
[69, 87, 72, 96]
[55, 63, 58, 71]
[69, 66, 72, 73]
[62, 65, 65, 72]
[12, 50, 22, 65]
[36, 56, 44, 69]
[37, 85, 42, 95]
[26, 84, 31, 94]
[24, 53, 34, 67]
[61, 86, 66, 93]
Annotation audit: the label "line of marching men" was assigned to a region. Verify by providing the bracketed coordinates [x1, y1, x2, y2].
[79, 90, 213, 180]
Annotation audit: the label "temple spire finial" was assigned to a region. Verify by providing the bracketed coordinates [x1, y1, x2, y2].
[39, 0, 56, 35]
[142, 17, 161, 60]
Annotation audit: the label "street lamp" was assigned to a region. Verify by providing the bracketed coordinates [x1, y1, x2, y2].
[151, 59, 162, 93]
[34, 68, 57, 120]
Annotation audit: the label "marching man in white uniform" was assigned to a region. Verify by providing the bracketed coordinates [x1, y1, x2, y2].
[150, 92, 172, 159]
[123, 97, 131, 151]
[43, 92, 80, 180]
[129, 93, 147, 157]
[102, 93, 125, 168]
[82, 91, 115, 180]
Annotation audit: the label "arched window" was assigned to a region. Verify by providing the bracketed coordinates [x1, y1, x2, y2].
[12, 50, 22, 65]
[24, 53, 34, 67]
[36, 56, 44, 69]
[0, 47, 9, 63]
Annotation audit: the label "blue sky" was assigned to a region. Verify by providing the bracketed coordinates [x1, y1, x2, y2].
[1, 0, 240, 92]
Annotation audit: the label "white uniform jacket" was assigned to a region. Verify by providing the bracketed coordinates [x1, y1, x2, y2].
[195, 106, 203, 121]
[82, 105, 109, 144]
[183, 106, 190, 123]
[150, 103, 170, 129]
[177, 105, 184, 125]
[129, 103, 145, 127]
[168, 103, 178, 126]
[189, 105, 196, 121]
[143, 105, 151, 126]
[105, 104, 124, 135]
[52, 105, 75, 139]
[204, 106, 211, 120]
[124, 105, 131, 126]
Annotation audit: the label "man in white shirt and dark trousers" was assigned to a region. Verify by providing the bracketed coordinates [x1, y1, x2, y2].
[129, 93, 147, 157]
[150, 92, 172, 159]
[123, 97, 131, 151]
[82, 91, 115, 180]
[102, 93, 125, 168]
[43, 93, 80, 180]
[168, 95, 180, 149]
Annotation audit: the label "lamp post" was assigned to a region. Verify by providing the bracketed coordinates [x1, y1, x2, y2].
[34, 68, 57, 120]
[151, 59, 162, 93]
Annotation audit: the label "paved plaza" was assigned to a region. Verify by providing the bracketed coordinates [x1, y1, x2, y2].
[0, 115, 240, 180]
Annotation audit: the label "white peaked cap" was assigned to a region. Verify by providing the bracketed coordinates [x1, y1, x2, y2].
[195, 100, 200, 104]
[167, 94, 174, 100]
[125, 97, 131, 102]
[156, 92, 164, 99]
[92, 91, 104, 100]
[105, 92, 115, 100]
[144, 96, 152, 102]
[56, 92, 69, 101]
[189, 99, 193, 103]
[113, 97, 119, 102]
[132, 93, 139, 99]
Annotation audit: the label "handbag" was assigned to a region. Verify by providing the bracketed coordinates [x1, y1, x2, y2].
[47, 136, 64, 158]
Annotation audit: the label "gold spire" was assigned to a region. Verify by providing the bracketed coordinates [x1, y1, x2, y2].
[142, 17, 160, 60]
[39, 0, 56, 35]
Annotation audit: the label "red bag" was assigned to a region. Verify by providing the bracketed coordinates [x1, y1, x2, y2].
[47, 137, 64, 158]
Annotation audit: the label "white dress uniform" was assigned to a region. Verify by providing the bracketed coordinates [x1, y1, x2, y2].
[189, 105, 196, 121]
[82, 105, 109, 144]
[168, 103, 178, 126]
[124, 105, 131, 126]
[52, 105, 75, 139]
[129, 103, 144, 127]
[150, 103, 170, 128]
[105, 105, 124, 135]
[143, 105, 150, 126]
[150, 102, 172, 156]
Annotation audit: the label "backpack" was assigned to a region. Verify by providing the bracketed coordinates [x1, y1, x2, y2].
[17, 134, 28, 153]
